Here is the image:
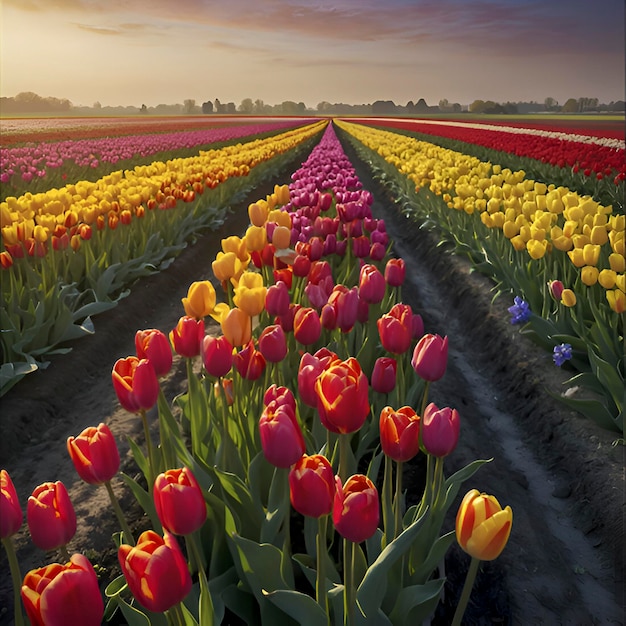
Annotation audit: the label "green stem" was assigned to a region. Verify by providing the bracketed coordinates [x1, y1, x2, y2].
[316, 515, 329, 619]
[167, 602, 186, 626]
[139, 408, 156, 488]
[394, 460, 404, 539]
[338, 433, 350, 482]
[58, 544, 71, 562]
[186, 533, 215, 623]
[431, 456, 445, 511]
[104, 480, 135, 545]
[343, 539, 355, 626]
[382, 454, 394, 546]
[1, 536, 25, 626]
[451, 557, 481, 626]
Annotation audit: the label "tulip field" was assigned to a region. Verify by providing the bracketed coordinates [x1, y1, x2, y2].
[1, 115, 624, 625]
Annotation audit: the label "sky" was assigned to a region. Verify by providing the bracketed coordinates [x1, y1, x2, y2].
[1, 0, 624, 109]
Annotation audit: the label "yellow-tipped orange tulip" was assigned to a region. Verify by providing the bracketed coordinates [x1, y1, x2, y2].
[221, 307, 252, 347]
[606, 288, 625, 314]
[455, 489, 512, 561]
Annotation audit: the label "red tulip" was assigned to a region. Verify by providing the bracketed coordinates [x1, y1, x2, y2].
[21, 554, 104, 626]
[112, 356, 160, 413]
[293, 306, 322, 346]
[379, 406, 420, 462]
[371, 357, 397, 394]
[263, 384, 296, 412]
[411, 334, 448, 382]
[297, 349, 339, 408]
[169, 315, 204, 358]
[27, 481, 76, 551]
[1, 469, 22, 539]
[289, 454, 335, 518]
[292, 254, 311, 278]
[384, 258, 406, 287]
[377, 303, 413, 354]
[421, 403, 460, 457]
[201, 334, 233, 378]
[259, 402, 305, 468]
[258, 324, 287, 363]
[333, 474, 379, 543]
[265, 280, 291, 317]
[67, 422, 120, 485]
[315, 357, 370, 434]
[234, 340, 266, 380]
[153, 467, 207, 536]
[118, 530, 192, 613]
[135, 329, 172, 377]
[327, 285, 359, 333]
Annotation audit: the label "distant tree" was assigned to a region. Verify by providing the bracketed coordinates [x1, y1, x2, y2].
[438, 98, 450, 112]
[214, 98, 225, 113]
[238, 98, 254, 114]
[544, 97, 558, 111]
[452, 102, 462, 113]
[279, 101, 300, 115]
[93, 101, 102, 110]
[202, 100, 213, 114]
[561, 98, 579, 113]
[225, 102, 236, 113]
[405, 100, 415, 112]
[140, 104, 148, 114]
[372, 100, 397, 115]
[317, 101, 332, 113]
[578, 97, 599, 112]
[183, 99, 196, 114]
[253, 99, 266, 114]
[415, 98, 429, 113]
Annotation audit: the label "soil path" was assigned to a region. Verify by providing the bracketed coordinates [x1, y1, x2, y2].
[1, 131, 624, 626]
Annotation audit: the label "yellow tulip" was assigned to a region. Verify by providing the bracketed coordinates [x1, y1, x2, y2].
[580, 266, 599, 286]
[616, 274, 626, 292]
[212, 251, 243, 284]
[502, 221, 519, 239]
[582, 244, 601, 267]
[589, 225, 609, 246]
[609, 253, 626, 273]
[567, 248, 585, 268]
[233, 271, 266, 317]
[244, 225, 267, 252]
[221, 235, 250, 264]
[597, 269, 617, 290]
[33, 224, 48, 243]
[562, 220, 579, 238]
[606, 289, 625, 314]
[220, 307, 252, 347]
[526, 239, 547, 260]
[248, 202, 269, 227]
[510, 235, 526, 252]
[455, 489, 512, 561]
[268, 209, 292, 229]
[182, 280, 217, 319]
[561, 289, 577, 307]
[274, 184, 291, 206]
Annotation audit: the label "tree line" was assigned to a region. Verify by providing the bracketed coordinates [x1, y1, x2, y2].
[1, 91, 624, 116]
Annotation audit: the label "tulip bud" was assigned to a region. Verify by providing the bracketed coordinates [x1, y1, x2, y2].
[293, 306, 322, 346]
[27, 481, 77, 551]
[333, 474, 380, 543]
[259, 402, 306, 468]
[67, 422, 120, 485]
[547, 280, 564, 301]
[118, 530, 192, 613]
[135, 328, 173, 377]
[21, 554, 104, 626]
[421, 402, 460, 457]
[289, 454, 335, 518]
[298, 349, 339, 408]
[234, 340, 266, 381]
[379, 406, 420, 462]
[112, 356, 160, 413]
[384, 258, 406, 287]
[221, 307, 252, 347]
[265, 280, 291, 317]
[377, 303, 413, 354]
[315, 357, 370, 434]
[561, 289, 577, 307]
[263, 384, 297, 412]
[359, 264, 386, 304]
[153, 467, 207, 535]
[371, 357, 397, 394]
[182, 280, 217, 319]
[1, 469, 22, 539]
[169, 316, 204, 358]
[258, 324, 287, 363]
[411, 334, 448, 382]
[201, 334, 233, 378]
[456, 489, 512, 560]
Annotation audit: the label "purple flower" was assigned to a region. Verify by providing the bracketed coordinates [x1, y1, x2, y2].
[508, 296, 531, 324]
[553, 343, 573, 367]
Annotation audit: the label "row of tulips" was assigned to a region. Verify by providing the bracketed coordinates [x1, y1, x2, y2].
[0, 119, 314, 199]
[0, 122, 326, 395]
[335, 119, 624, 436]
[354, 118, 625, 212]
[2, 121, 512, 625]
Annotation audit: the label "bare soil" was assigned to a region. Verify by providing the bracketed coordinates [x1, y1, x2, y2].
[0, 140, 624, 625]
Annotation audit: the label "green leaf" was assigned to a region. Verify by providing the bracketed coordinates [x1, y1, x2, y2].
[116, 596, 151, 626]
[388, 578, 446, 626]
[356, 507, 429, 620]
[262, 589, 329, 626]
[120, 472, 162, 532]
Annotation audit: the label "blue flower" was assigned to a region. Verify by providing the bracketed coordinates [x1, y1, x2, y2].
[508, 296, 531, 324]
[553, 343, 573, 367]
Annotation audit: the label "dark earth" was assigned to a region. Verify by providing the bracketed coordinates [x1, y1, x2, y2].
[1, 130, 624, 625]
